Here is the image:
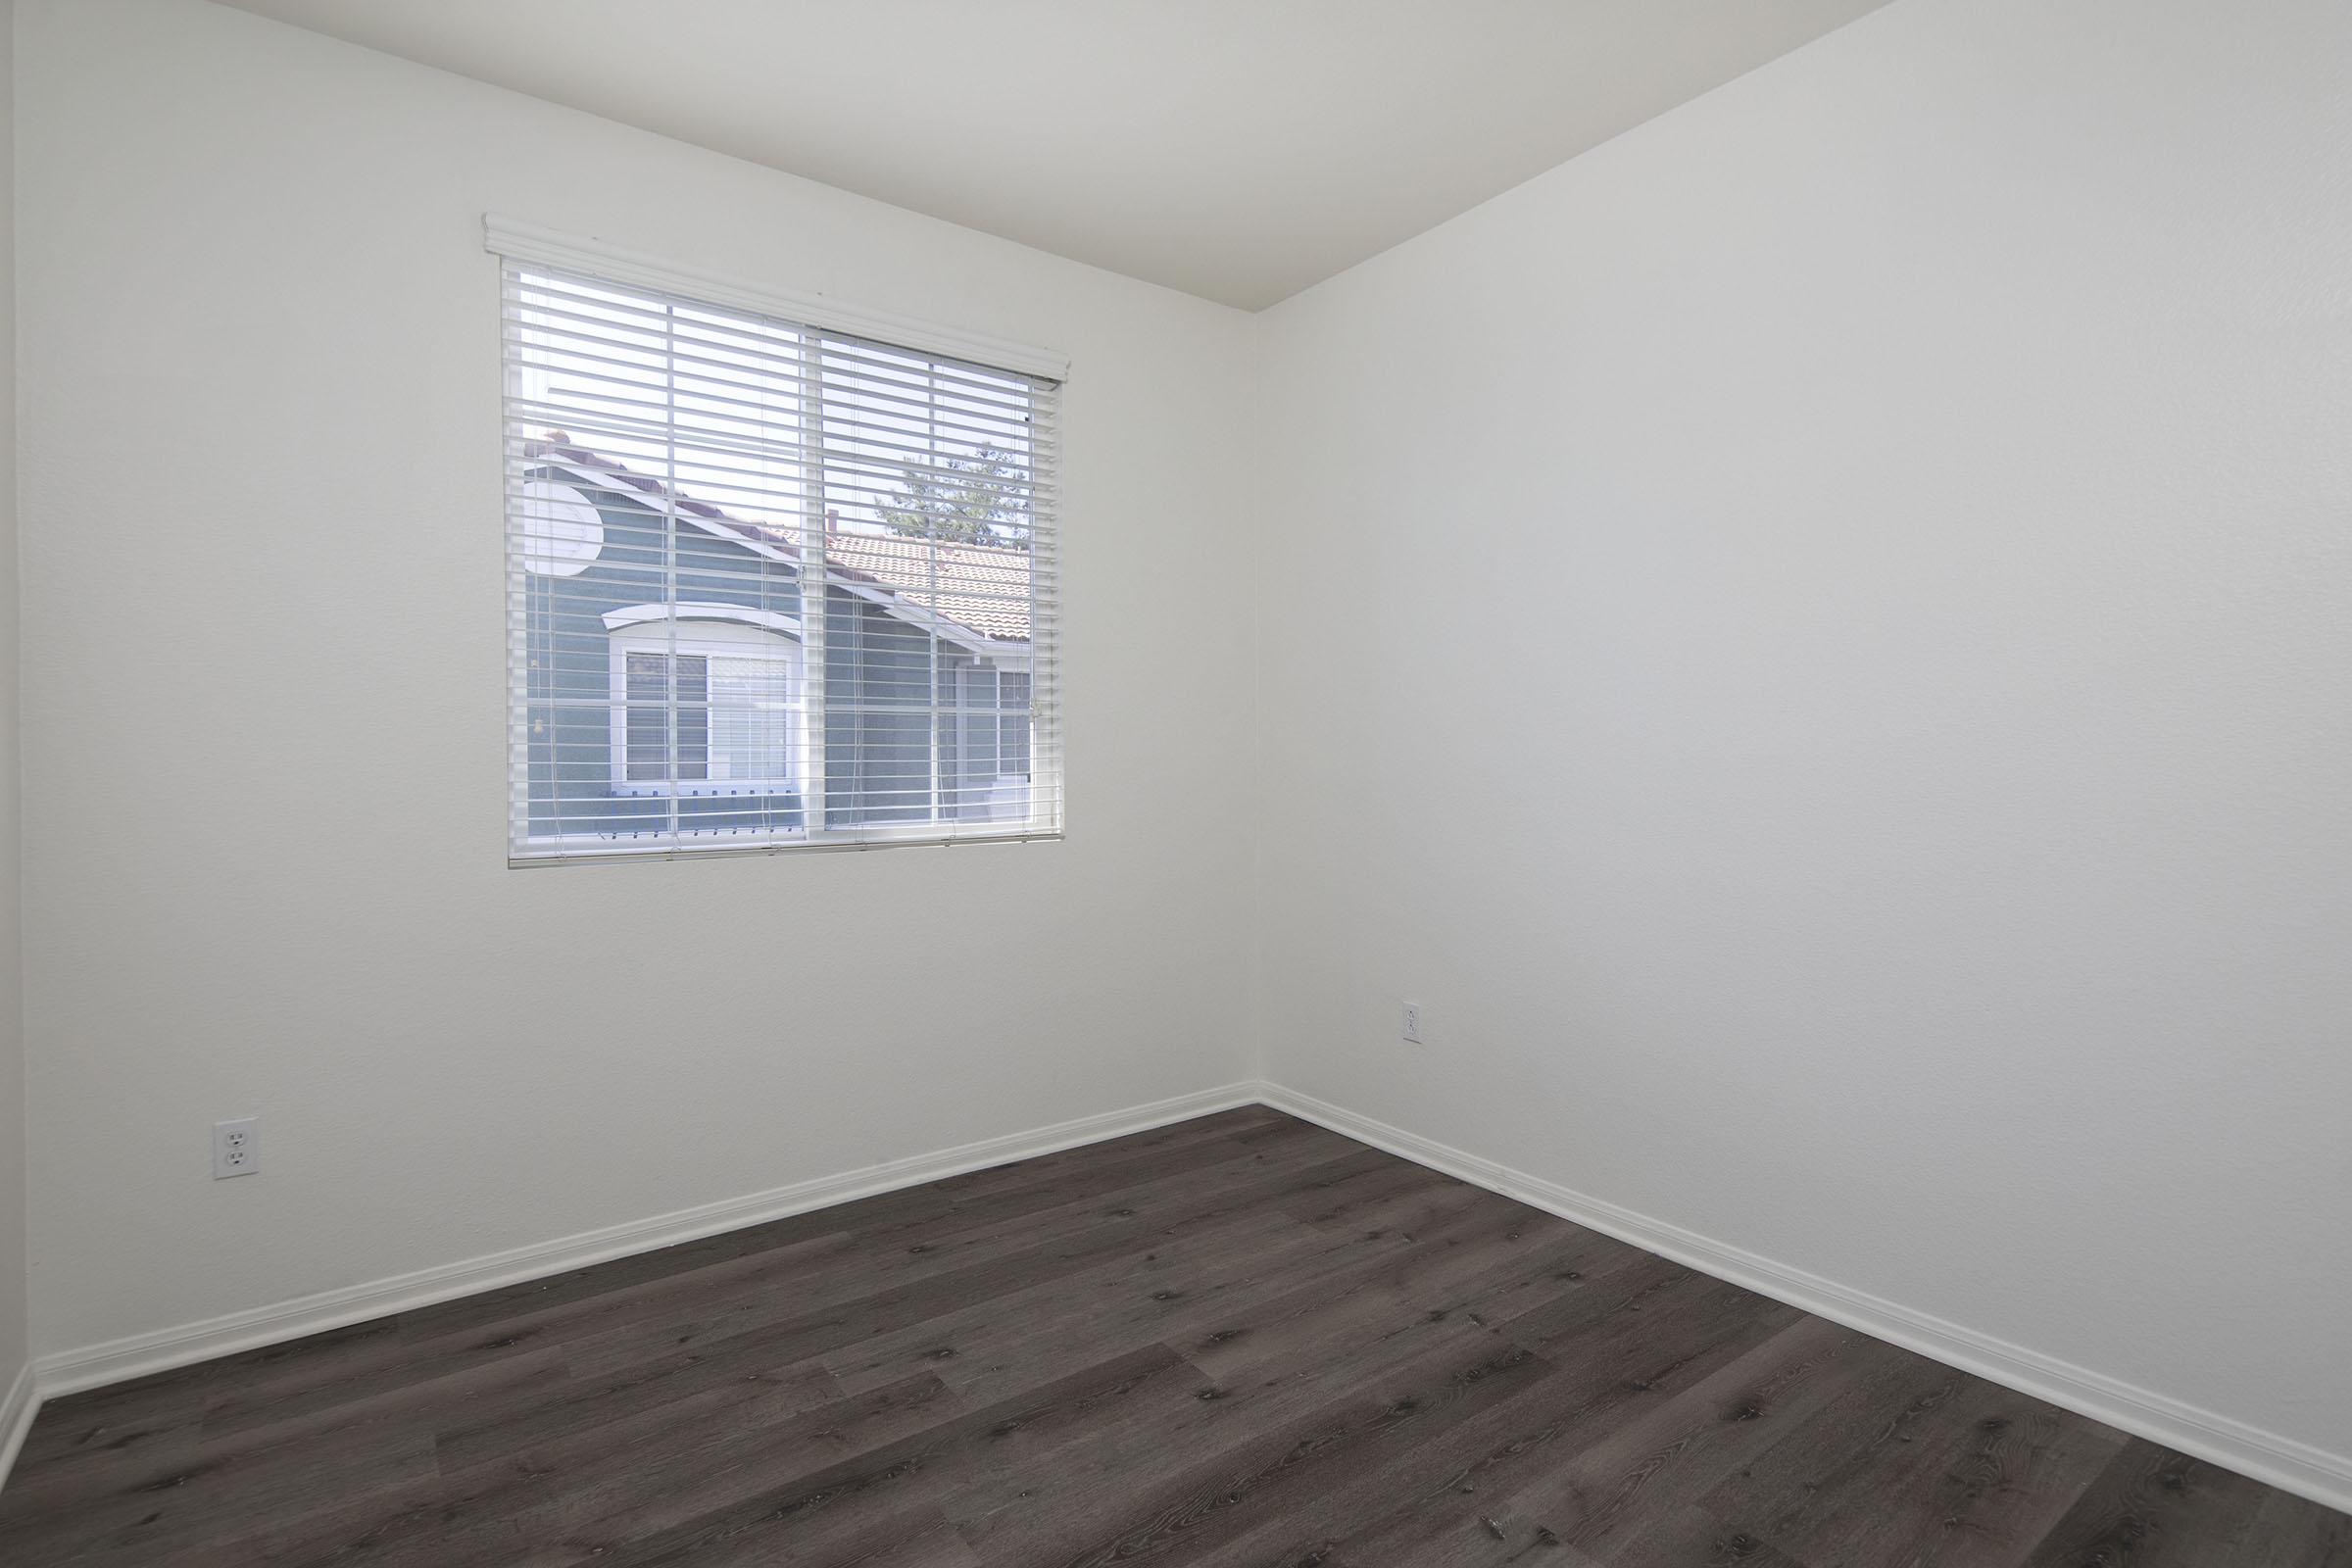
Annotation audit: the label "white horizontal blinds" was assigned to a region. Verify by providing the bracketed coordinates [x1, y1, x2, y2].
[811, 329, 1057, 830]
[503, 255, 1060, 861]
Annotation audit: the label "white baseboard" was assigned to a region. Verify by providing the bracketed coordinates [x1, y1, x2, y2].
[15, 1077, 2349, 1520]
[1256, 1081, 2352, 1517]
[24, 1081, 1260, 1418]
[0, 1361, 35, 1492]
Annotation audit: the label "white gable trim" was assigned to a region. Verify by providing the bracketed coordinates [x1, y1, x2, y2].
[603, 602, 803, 638]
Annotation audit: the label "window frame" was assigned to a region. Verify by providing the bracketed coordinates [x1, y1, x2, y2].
[493, 217, 1067, 866]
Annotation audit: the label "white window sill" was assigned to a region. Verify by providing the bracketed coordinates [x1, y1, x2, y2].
[510, 822, 1061, 866]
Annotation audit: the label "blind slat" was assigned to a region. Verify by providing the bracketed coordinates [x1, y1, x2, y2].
[500, 323, 1054, 438]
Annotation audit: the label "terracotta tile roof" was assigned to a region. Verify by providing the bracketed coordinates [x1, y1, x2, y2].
[820, 531, 1034, 643]
[526, 434, 1033, 644]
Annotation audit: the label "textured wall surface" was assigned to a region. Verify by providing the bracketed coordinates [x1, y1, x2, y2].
[1256, 0, 2352, 1471]
[0, 0, 27, 1419]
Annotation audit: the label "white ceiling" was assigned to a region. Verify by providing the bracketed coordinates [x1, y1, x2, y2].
[221, 0, 1893, 311]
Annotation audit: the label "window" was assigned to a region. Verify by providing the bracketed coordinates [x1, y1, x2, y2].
[606, 610, 802, 793]
[950, 666, 1033, 821]
[494, 220, 1063, 863]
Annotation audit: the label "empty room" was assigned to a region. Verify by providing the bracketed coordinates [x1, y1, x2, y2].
[0, 0, 2346, 1563]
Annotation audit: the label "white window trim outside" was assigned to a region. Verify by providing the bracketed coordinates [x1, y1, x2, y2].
[605, 609, 806, 798]
[605, 602, 802, 639]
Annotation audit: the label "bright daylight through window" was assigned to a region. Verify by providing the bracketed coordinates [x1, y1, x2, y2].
[497, 235, 1062, 862]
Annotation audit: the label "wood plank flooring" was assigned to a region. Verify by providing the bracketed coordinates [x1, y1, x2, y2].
[3, 1106, 2344, 1566]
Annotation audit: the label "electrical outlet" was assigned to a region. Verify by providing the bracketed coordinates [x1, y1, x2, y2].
[214, 1118, 259, 1179]
[1400, 1003, 1424, 1045]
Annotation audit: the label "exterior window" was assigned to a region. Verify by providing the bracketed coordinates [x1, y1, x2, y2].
[625, 651, 700, 782]
[609, 616, 799, 793]
[1001, 671, 1033, 781]
[498, 233, 1063, 863]
[949, 666, 1033, 821]
[709, 659, 793, 783]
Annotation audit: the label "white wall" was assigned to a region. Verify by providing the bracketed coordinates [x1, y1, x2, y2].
[14, 0, 1257, 1357]
[0, 0, 26, 1424]
[1257, 0, 2352, 1479]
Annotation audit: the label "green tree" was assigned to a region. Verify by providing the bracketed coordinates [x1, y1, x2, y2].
[879, 443, 1032, 549]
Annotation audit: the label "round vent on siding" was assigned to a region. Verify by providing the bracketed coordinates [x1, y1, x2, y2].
[517, 479, 605, 577]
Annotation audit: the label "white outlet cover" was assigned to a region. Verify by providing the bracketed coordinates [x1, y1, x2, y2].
[1401, 1003, 1424, 1044]
[214, 1117, 259, 1179]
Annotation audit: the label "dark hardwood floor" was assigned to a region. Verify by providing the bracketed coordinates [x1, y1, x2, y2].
[3, 1106, 2344, 1566]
